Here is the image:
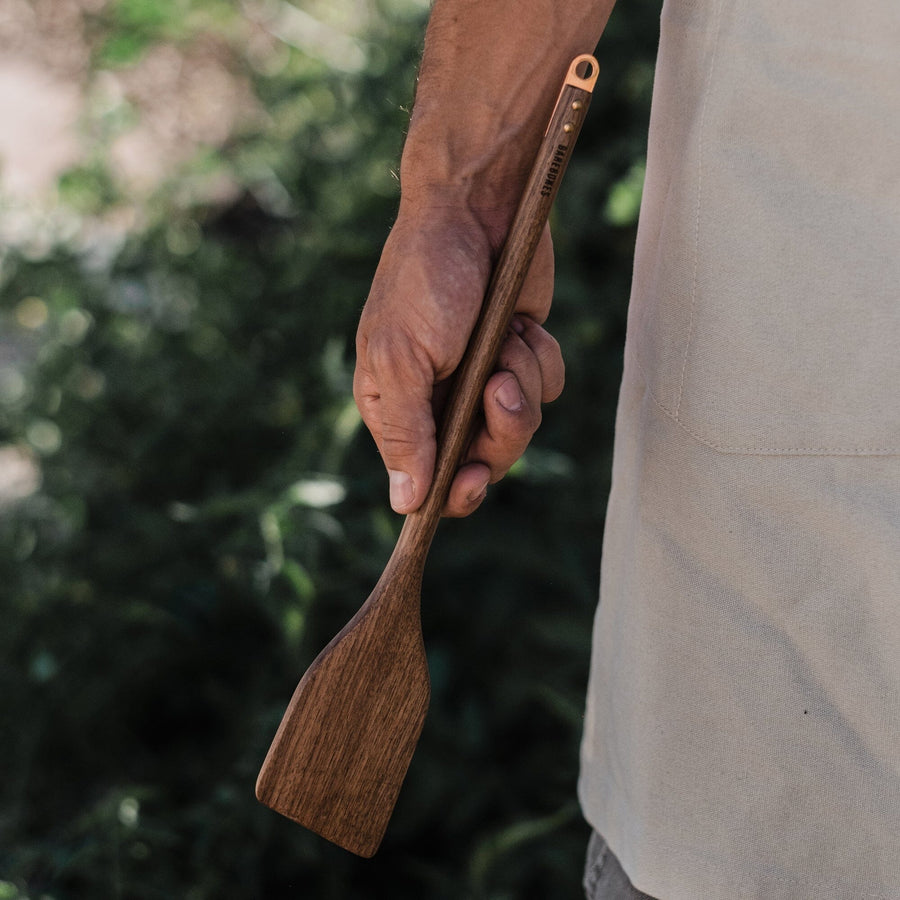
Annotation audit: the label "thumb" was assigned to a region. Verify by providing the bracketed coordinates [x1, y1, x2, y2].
[354, 334, 437, 514]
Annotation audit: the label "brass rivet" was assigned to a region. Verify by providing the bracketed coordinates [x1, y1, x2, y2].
[571, 100, 583, 111]
[563, 123, 574, 134]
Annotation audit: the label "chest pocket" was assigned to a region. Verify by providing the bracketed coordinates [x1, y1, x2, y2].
[631, 0, 900, 457]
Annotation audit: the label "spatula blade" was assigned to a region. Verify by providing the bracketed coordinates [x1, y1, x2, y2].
[256, 588, 430, 857]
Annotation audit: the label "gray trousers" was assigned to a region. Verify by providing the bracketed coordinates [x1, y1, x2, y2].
[583, 833, 656, 900]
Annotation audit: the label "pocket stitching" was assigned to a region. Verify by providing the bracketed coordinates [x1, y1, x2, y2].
[674, 0, 726, 420]
[639, 351, 900, 455]
[636, 0, 900, 457]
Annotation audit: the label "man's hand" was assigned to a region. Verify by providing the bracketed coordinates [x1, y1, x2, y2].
[349, 0, 614, 518]
[354, 207, 564, 517]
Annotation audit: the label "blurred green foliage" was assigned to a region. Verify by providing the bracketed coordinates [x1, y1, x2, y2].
[0, 0, 659, 896]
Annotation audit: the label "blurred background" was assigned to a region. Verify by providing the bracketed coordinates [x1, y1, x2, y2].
[0, 0, 658, 896]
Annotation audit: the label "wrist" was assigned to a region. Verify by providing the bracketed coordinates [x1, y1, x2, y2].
[398, 97, 544, 253]
[398, 166, 529, 257]
[391, 194, 495, 264]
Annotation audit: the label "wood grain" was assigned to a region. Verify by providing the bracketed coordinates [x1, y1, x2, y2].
[256, 55, 598, 857]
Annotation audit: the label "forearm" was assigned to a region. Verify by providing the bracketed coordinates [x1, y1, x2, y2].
[400, 0, 616, 246]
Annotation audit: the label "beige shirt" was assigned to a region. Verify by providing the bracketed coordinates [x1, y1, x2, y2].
[578, 0, 900, 896]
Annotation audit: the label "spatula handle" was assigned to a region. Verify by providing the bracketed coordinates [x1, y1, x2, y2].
[401, 55, 599, 551]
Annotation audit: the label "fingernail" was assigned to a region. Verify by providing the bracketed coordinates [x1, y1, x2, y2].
[510, 316, 526, 335]
[468, 477, 489, 505]
[389, 470, 414, 511]
[495, 376, 524, 412]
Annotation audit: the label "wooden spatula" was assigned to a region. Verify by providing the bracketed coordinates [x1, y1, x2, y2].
[256, 55, 599, 858]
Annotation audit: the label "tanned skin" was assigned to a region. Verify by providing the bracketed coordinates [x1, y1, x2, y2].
[354, 0, 617, 517]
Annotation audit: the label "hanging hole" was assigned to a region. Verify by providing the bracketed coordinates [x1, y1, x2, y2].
[575, 59, 595, 80]
[566, 55, 599, 91]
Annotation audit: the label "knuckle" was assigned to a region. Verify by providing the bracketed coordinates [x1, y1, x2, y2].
[533, 332, 565, 401]
[352, 366, 376, 405]
[365, 327, 413, 375]
[542, 362, 565, 402]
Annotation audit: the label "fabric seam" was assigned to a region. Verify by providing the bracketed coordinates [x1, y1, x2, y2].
[636, 351, 900, 455]
[674, 0, 725, 418]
